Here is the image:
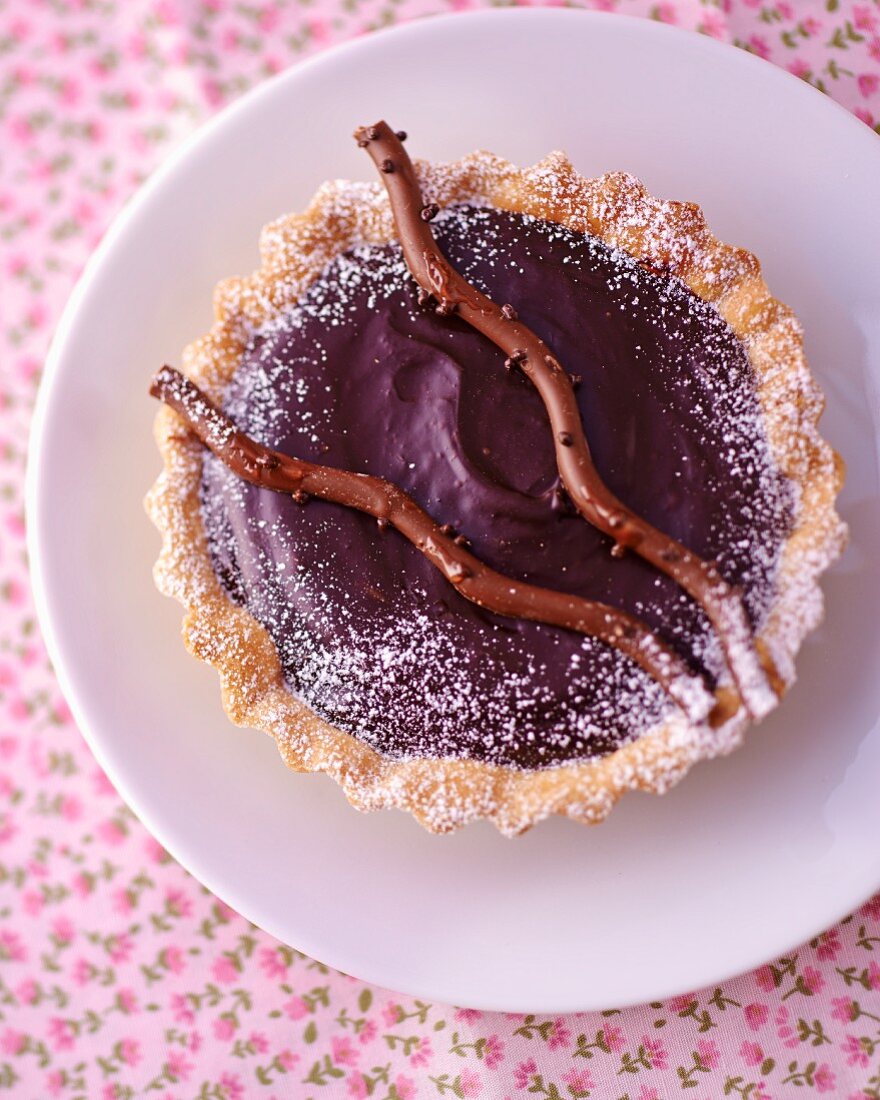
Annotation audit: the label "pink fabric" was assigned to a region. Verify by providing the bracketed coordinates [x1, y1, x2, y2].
[2, 1, 880, 1096]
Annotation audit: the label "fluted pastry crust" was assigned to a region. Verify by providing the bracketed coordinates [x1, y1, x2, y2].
[146, 151, 846, 835]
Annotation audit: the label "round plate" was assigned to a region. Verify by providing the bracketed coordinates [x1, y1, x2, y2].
[28, 10, 880, 1012]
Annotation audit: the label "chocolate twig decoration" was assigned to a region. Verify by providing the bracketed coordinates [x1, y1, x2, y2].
[151, 365, 714, 723]
[355, 120, 777, 720]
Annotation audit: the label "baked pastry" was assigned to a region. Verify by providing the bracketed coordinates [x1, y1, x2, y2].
[146, 122, 846, 835]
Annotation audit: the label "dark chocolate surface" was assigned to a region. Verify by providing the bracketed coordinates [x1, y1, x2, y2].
[201, 206, 791, 767]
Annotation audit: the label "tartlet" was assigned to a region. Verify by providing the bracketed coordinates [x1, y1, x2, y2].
[146, 123, 846, 835]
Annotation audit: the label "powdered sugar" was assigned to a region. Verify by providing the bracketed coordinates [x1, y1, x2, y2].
[147, 151, 846, 833]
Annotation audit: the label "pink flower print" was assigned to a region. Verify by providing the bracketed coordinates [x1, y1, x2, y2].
[71, 957, 92, 986]
[259, 946, 289, 979]
[814, 1063, 836, 1092]
[561, 1069, 595, 1092]
[7, 15, 31, 40]
[843, 1035, 871, 1067]
[71, 873, 92, 898]
[112, 888, 134, 915]
[802, 16, 823, 36]
[91, 768, 115, 796]
[747, 35, 771, 60]
[854, 4, 878, 31]
[815, 929, 841, 960]
[546, 1018, 571, 1051]
[777, 0, 793, 17]
[776, 1006, 798, 1049]
[144, 836, 167, 863]
[283, 996, 308, 1020]
[212, 1016, 236, 1041]
[347, 1073, 368, 1100]
[455, 1008, 483, 1024]
[25, 302, 46, 330]
[382, 1001, 402, 1026]
[483, 1033, 504, 1068]
[46, 1070, 65, 1096]
[212, 956, 239, 984]
[788, 58, 811, 79]
[862, 895, 880, 922]
[119, 1038, 141, 1066]
[858, 74, 880, 99]
[0, 816, 18, 845]
[667, 993, 695, 1012]
[358, 1019, 377, 1044]
[153, 0, 181, 25]
[165, 884, 194, 919]
[53, 917, 75, 945]
[0, 1029, 25, 1055]
[278, 1050, 298, 1070]
[117, 988, 138, 1014]
[459, 1068, 482, 1097]
[201, 77, 224, 108]
[166, 1050, 194, 1082]
[22, 890, 43, 916]
[246, 1032, 268, 1053]
[15, 358, 40, 385]
[696, 1039, 720, 1069]
[802, 965, 824, 994]
[854, 108, 875, 127]
[331, 1035, 359, 1067]
[108, 933, 133, 964]
[740, 1040, 764, 1067]
[9, 116, 34, 145]
[58, 77, 81, 106]
[598, 1025, 625, 1054]
[162, 946, 186, 974]
[308, 18, 331, 46]
[219, 25, 240, 50]
[219, 1073, 244, 1100]
[171, 994, 195, 1025]
[257, 6, 281, 33]
[755, 966, 776, 993]
[642, 1036, 668, 1070]
[752, 1086, 771, 1100]
[832, 997, 859, 1023]
[47, 1017, 75, 1051]
[395, 1076, 417, 1100]
[409, 1036, 433, 1068]
[15, 978, 38, 1005]
[636, 1088, 660, 1100]
[5, 253, 26, 278]
[654, 3, 678, 24]
[60, 794, 83, 821]
[126, 31, 147, 58]
[744, 1002, 769, 1030]
[0, 930, 27, 962]
[513, 1059, 537, 1088]
[96, 819, 126, 846]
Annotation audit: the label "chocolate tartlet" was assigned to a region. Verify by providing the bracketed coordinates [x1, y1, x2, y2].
[146, 124, 846, 834]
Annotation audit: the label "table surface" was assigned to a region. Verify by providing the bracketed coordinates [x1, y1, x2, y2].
[3, 1, 880, 1098]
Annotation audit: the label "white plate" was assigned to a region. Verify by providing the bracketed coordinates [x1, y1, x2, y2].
[28, 10, 880, 1012]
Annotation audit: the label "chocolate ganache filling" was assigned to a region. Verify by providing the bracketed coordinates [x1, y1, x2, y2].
[201, 205, 791, 768]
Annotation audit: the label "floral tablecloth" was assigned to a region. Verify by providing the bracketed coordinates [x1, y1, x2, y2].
[2, 1, 880, 1097]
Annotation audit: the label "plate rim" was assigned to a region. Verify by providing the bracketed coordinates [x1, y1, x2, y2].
[26, 7, 880, 1012]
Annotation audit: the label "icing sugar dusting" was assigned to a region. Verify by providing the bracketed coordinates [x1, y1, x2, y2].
[200, 203, 790, 769]
[147, 152, 847, 833]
